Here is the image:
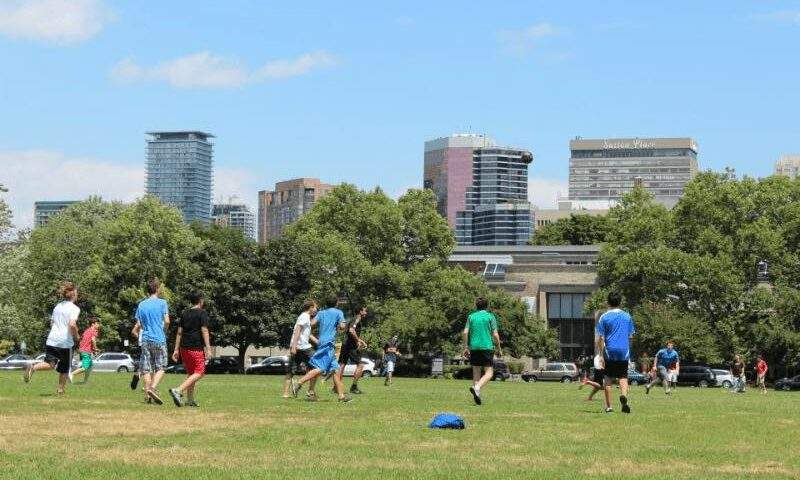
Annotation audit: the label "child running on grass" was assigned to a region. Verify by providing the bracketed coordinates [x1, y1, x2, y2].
[71, 316, 100, 384]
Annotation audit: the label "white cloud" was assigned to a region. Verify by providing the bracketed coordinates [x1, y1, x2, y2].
[213, 167, 259, 212]
[0, 0, 114, 45]
[498, 22, 564, 56]
[528, 177, 569, 209]
[753, 10, 800, 25]
[111, 50, 339, 89]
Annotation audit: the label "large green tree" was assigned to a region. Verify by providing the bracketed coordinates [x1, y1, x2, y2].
[532, 213, 611, 246]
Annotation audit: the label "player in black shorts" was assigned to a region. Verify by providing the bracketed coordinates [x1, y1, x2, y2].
[284, 300, 318, 400]
[335, 306, 368, 395]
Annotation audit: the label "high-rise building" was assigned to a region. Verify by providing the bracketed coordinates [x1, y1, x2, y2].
[257, 178, 334, 243]
[212, 203, 256, 240]
[145, 131, 214, 223]
[775, 155, 800, 179]
[34, 201, 77, 228]
[455, 147, 534, 246]
[423, 134, 496, 228]
[568, 137, 699, 208]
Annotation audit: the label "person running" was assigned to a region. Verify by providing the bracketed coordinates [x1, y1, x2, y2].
[133, 278, 170, 405]
[71, 316, 100, 383]
[645, 341, 680, 395]
[130, 324, 144, 391]
[291, 295, 351, 403]
[580, 350, 605, 402]
[169, 291, 212, 407]
[24, 281, 81, 395]
[463, 297, 502, 406]
[283, 300, 319, 400]
[335, 306, 368, 395]
[756, 354, 768, 394]
[383, 335, 400, 386]
[731, 354, 746, 393]
[596, 291, 635, 414]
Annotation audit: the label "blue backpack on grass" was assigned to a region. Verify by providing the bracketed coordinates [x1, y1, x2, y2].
[429, 413, 465, 429]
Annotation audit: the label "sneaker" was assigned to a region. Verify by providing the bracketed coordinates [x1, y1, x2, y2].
[169, 388, 183, 407]
[147, 389, 163, 405]
[620, 395, 630, 414]
[605, 407, 614, 413]
[350, 384, 363, 394]
[23, 365, 33, 383]
[290, 379, 300, 398]
[338, 395, 353, 403]
[306, 393, 318, 402]
[187, 401, 200, 408]
[130, 374, 139, 391]
[469, 386, 482, 405]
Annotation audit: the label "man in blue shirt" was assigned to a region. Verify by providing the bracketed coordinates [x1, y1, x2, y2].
[291, 295, 352, 403]
[645, 342, 680, 395]
[595, 291, 635, 414]
[133, 278, 170, 405]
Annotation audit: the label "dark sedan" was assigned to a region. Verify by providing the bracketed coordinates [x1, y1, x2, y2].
[165, 357, 240, 374]
[774, 375, 800, 391]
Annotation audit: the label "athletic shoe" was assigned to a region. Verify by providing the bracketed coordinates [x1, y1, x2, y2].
[169, 388, 183, 407]
[305, 393, 318, 402]
[23, 365, 33, 383]
[469, 386, 482, 405]
[290, 379, 300, 398]
[338, 395, 353, 403]
[605, 407, 613, 413]
[187, 401, 200, 407]
[620, 395, 630, 414]
[350, 384, 363, 394]
[147, 389, 163, 405]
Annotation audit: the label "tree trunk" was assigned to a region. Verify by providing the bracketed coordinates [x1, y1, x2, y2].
[237, 341, 249, 373]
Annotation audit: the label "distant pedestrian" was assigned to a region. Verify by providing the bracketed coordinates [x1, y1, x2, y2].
[134, 278, 170, 405]
[639, 352, 652, 376]
[383, 335, 400, 386]
[595, 291, 635, 414]
[283, 300, 318, 400]
[645, 342, 680, 395]
[24, 281, 81, 396]
[731, 354, 746, 393]
[71, 316, 100, 383]
[579, 350, 605, 402]
[169, 291, 212, 407]
[463, 297, 502, 406]
[756, 355, 768, 394]
[336, 306, 368, 395]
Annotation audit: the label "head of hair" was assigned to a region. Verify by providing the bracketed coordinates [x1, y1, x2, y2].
[325, 295, 339, 309]
[607, 291, 622, 308]
[475, 297, 488, 310]
[667, 340, 674, 347]
[58, 281, 77, 300]
[147, 278, 161, 295]
[302, 299, 317, 312]
[188, 290, 203, 305]
[88, 316, 99, 325]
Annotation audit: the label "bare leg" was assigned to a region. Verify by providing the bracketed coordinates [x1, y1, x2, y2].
[333, 371, 347, 400]
[602, 377, 612, 410]
[150, 369, 165, 391]
[472, 366, 482, 386]
[186, 384, 195, 403]
[587, 386, 601, 400]
[352, 364, 364, 387]
[308, 376, 318, 395]
[177, 373, 203, 393]
[297, 368, 321, 386]
[477, 366, 494, 389]
[57, 373, 68, 394]
[283, 372, 293, 397]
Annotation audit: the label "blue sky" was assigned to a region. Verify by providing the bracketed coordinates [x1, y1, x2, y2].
[1, 1, 800, 227]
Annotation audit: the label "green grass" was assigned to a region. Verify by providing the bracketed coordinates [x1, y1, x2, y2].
[0, 371, 797, 479]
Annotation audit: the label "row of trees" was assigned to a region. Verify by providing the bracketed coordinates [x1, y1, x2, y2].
[0, 186, 558, 366]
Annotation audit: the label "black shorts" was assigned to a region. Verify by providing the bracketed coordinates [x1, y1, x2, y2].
[592, 368, 605, 384]
[338, 346, 363, 365]
[287, 348, 315, 375]
[603, 360, 628, 379]
[44, 345, 72, 374]
[469, 349, 494, 367]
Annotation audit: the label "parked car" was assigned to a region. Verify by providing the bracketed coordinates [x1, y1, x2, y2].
[522, 362, 578, 383]
[0, 354, 32, 370]
[627, 369, 649, 386]
[712, 369, 736, 388]
[166, 357, 240, 374]
[164, 363, 186, 374]
[774, 375, 800, 391]
[245, 356, 289, 375]
[676, 365, 716, 387]
[342, 358, 377, 377]
[91, 352, 136, 372]
[453, 359, 511, 381]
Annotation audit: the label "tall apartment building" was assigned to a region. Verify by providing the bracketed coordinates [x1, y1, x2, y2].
[454, 147, 534, 246]
[568, 137, 699, 208]
[34, 201, 77, 228]
[212, 203, 256, 239]
[257, 178, 334, 243]
[145, 131, 214, 223]
[423, 134, 496, 228]
[775, 155, 800, 179]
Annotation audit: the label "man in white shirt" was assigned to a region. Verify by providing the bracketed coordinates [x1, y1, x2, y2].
[24, 282, 81, 396]
[283, 300, 319, 400]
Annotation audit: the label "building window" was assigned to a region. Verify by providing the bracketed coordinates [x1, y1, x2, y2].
[546, 292, 594, 361]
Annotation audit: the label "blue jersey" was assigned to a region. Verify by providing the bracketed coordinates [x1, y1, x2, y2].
[655, 348, 680, 370]
[314, 307, 345, 347]
[135, 297, 168, 344]
[595, 309, 635, 361]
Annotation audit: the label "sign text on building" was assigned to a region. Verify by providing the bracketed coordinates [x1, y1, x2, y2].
[602, 139, 656, 150]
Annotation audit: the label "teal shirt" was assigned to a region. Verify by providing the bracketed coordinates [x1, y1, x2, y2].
[466, 310, 497, 351]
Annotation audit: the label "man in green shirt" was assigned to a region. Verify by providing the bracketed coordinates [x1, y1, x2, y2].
[462, 297, 502, 405]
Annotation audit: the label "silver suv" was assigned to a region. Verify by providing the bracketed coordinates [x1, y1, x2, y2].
[90, 352, 136, 372]
[522, 362, 579, 383]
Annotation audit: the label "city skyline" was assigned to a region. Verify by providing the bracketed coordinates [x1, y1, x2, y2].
[2, 1, 800, 228]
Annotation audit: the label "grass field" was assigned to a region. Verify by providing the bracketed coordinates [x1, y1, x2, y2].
[0, 371, 797, 480]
